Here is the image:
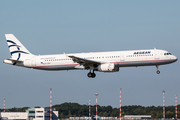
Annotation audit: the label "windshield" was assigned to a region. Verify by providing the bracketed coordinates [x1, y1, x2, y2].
[164, 53, 172, 55]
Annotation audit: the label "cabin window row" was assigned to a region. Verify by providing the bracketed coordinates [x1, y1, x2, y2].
[85, 56, 120, 59]
[126, 54, 153, 57]
[44, 56, 121, 61]
[45, 59, 72, 61]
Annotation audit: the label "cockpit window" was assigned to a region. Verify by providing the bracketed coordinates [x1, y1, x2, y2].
[167, 53, 172, 55]
[164, 53, 172, 55]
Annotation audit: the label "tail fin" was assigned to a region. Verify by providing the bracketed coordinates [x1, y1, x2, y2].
[5, 34, 34, 60]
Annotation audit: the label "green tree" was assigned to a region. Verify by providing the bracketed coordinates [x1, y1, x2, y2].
[59, 112, 64, 118]
[68, 110, 72, 117]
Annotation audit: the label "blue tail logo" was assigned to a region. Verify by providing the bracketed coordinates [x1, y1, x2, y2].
[7, 40, 29, 60]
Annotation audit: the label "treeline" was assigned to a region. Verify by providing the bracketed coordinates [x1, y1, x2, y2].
[53, 103, 180, 118]
[1, 103, 180, 119]
[0, 107, 29, 112]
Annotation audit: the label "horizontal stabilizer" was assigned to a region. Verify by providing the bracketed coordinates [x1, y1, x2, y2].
[5, 58, 23, 62]
[3, 58, 23, 65]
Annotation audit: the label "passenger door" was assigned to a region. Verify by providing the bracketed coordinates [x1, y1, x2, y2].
[31, 57, 36, 66]
[154, 50, 159, 59]
[120, 54, 125, 61]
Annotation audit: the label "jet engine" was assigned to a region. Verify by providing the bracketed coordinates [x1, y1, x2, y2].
[97, 63, 119, 72]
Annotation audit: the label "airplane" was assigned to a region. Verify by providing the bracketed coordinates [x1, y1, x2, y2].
[3, 34, 178, 78]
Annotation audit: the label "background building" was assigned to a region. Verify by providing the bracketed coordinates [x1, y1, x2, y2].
[28, 108, 45, 120]
[123, 115, 152, 119]
[0, 112, 27, 120]
[44, 108, 58, 120]
[0, 107, 58, 120]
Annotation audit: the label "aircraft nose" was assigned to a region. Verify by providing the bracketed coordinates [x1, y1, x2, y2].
[173, 55, 178, 61]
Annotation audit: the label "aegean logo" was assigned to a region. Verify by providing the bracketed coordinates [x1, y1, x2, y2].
[133, 51, 151, 54]
[7, 40, 29, 60]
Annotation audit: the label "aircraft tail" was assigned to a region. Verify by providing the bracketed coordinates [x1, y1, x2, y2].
[5, 34, 34, 60]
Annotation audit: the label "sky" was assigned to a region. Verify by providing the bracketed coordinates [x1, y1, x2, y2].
[0, 0, 180, 109]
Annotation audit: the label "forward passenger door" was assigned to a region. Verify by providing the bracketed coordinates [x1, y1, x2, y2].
[120, 54, 125, 61]
[154, 50, 159, 59]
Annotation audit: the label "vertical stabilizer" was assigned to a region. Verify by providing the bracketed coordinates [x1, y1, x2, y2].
[5, 34, 34, 60]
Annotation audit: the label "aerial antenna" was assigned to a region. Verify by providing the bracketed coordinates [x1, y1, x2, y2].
[95, 93, 99, 120]
[4, 98, 5, 112]
[50, 88, 52, 120]
[119, 88, 122, 120]
[175, 95, 177, 119]
[162, 90, 165, 119]
[89, 98, 91, 117]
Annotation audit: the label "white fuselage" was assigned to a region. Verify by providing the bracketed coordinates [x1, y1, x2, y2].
[4, 34, 178, 78]
[20, 49, 177, 71]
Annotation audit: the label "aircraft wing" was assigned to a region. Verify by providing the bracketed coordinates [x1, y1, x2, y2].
[68, 55, 102, 66]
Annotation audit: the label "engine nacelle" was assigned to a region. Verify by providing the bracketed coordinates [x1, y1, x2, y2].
[97, 63, 119, 72]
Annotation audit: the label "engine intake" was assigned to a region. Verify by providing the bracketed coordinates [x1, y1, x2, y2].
[98, 63, 119, 72]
